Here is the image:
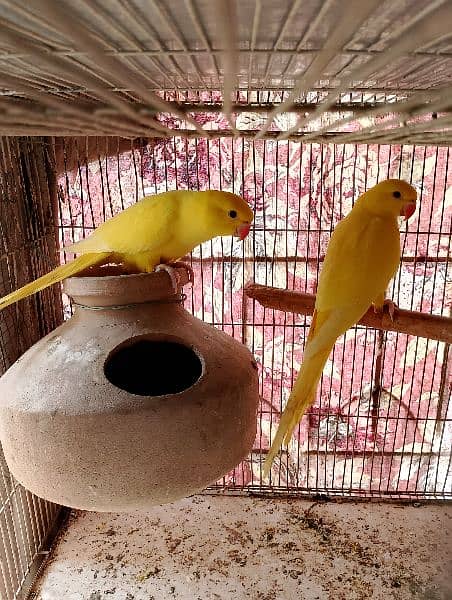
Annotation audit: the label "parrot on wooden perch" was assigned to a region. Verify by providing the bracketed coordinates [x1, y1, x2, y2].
[263, 179, 417, 478]
[0, 190, 253, 311]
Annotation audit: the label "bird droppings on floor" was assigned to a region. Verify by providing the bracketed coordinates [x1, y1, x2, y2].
[32, 495, 452, 600]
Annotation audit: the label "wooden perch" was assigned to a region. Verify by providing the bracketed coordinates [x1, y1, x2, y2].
[245, 283, 452, 344]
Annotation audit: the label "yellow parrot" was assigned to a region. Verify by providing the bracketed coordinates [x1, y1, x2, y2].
[263, 179, 417, 477]
[0, 190, 253, 311]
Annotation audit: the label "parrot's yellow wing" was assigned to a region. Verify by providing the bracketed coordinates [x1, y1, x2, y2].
[0, 196, 177, 311]
[315, 215, 400, 314]
[64, 194, 176, 258]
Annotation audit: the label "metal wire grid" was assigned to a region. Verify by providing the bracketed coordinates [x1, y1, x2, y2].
[56, 135, 452, 501]
[0, 137, 63, 600]
[0, 0, 451, 143]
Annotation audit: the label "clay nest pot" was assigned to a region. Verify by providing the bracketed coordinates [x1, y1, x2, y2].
[0, 269, 259, 511]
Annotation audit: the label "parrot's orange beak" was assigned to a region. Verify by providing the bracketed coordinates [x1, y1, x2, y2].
[236, 222, 251, 240]
[400, 202, 416, 220]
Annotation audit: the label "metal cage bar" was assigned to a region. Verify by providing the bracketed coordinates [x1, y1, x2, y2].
[0, 137, 64, 600]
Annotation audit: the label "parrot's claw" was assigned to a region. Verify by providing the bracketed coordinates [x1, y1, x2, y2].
[167, 261, 194, 286]
[373, 298, 397, 322]
[155, 261, 194, 293]
[155, 264, 181, 293]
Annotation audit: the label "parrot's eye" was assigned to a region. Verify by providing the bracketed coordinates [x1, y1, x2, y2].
[393, 191, 401, 199]
[228, 210, 238, 219]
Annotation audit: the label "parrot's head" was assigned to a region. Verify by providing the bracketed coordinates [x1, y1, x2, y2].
[361, 179, 417, 220]
[202, 191, 254, 240]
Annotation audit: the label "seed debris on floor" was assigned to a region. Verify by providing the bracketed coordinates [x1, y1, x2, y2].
[32, 495, 452, 600]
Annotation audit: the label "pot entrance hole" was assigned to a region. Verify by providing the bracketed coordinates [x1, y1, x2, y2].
[104, 339, 202, 396]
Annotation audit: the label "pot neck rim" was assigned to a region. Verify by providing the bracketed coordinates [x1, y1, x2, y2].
[63, 270, 190, 308]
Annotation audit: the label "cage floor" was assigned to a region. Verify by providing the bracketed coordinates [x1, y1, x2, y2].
[32, 495, 451, 600]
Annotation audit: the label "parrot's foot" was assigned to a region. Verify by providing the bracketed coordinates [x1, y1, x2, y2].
[155, 264, 181, 293]
[155, 261, 194, 293]
[373, 298, 397, 322]
[166, 261, 194, 286]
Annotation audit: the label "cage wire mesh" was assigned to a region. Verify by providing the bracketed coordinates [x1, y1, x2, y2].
[56, 132, 451, 500]
[0, 137, 63, 600]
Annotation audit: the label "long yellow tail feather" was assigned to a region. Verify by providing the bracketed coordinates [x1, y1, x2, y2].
[263, 330, 335, 478]
[0, 252, 111, 311]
